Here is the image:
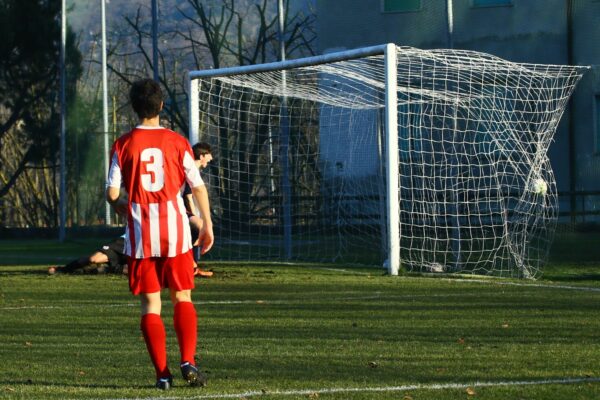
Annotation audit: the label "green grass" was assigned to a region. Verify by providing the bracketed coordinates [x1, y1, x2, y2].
[0, 236, 599, 399]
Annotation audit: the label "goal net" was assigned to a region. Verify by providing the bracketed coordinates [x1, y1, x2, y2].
[188, 44, 586, 278]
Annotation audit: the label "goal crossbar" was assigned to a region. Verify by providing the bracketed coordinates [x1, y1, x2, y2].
[188, 44, 389, 80]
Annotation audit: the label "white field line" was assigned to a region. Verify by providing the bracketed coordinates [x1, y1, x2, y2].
[93, 377, 600, 400]
[311, 267, 373, 275]
[1, 278, 599, 311]
[315, 265, 600, 293]
[449, 278, 600, 293]
[0, 293, 465, 310]
[310, 266, 600, 292]
[2, 275, 599, 311]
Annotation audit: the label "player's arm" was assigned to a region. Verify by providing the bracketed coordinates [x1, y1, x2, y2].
[191, 184, 214, 254]
[183, 147, 213, 252]
[106, 187, 128, 216]
[183, 185, 198, 216]
[186, 193, 198, 215]
[105, 149, 128, 216]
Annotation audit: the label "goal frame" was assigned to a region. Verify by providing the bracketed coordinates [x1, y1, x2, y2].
[187, 43, 402, 275]
[186, 43, 586, 277]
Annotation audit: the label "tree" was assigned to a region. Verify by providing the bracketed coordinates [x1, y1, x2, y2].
[106, 0, 315, 132]
[175, 0, 317, 230]
[0, 0, 82, 226]
[96, 0, 315, 230]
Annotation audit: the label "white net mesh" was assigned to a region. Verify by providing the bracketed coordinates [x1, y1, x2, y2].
[191, 45, 586, 278]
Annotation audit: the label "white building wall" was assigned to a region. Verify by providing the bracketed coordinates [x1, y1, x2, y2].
[317, 0, 600, 220]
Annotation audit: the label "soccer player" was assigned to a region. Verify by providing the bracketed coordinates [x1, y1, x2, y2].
[106, 79, 214, 390]
[183, 142, 213, 216]
[184, 142, 214, 278]
[48, 235, 127, 275]
[192, 142, 213, 171]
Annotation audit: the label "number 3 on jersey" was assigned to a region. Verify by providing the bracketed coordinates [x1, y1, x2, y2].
[140, 148, 164, 192]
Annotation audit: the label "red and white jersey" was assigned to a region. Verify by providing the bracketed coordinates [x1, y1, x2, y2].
[106, 126, 204, 259]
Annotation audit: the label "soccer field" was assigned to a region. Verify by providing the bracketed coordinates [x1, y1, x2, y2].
[0, 239, 599, 399]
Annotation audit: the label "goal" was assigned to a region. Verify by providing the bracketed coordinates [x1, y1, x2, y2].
[187, 44, 586, 278]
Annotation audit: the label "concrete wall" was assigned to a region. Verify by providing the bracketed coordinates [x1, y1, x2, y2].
[317, 0, 600, 218]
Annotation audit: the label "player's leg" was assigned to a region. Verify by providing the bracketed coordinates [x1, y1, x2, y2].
[141, 291, 162, 314]
[129, 257, 172, 389]
[170, 288, 196, 364]
[170, 288, 206, 386]
[140, 291, 172, 388]
[48, 256, 91, 274]
[167, 252, 197, 366]
[164, 251, 206, 387]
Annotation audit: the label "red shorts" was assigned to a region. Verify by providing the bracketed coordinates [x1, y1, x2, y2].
[127, 250, 195, 295]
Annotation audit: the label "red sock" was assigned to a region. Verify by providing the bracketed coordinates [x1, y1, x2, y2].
[140, 313, 170, 379]
[173, 301, 197, 365]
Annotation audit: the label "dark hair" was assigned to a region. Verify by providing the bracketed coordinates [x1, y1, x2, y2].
[192, 142, 212, 160]
[129, 79, 163, 119]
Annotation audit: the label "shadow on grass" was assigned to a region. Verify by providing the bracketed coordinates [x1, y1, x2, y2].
[0, 256, 75, 267]
[0, 269, 49, 276]
[543, 273, 600, 282]
[0, 379, 130, 390]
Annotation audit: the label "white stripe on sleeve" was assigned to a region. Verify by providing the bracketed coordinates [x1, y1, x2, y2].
[183, 151, 204, 188]
[106, 152, 122, 188]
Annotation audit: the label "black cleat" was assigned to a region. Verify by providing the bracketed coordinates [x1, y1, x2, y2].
[156, 376, 173, 390]
[180, 362, 207, 387]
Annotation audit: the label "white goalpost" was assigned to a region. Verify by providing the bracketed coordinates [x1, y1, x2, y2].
[187, 43, 586, 278]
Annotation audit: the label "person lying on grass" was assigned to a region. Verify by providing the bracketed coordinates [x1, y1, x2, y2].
[48, 216, 213, 278]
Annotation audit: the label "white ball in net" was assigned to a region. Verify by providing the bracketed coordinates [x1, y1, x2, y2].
[532, 178, 548, 195]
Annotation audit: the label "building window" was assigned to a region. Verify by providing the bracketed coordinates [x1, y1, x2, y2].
[472, 0, 512, 7]
[382, 0, 421, 13]
[595, 95, 600, 153]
